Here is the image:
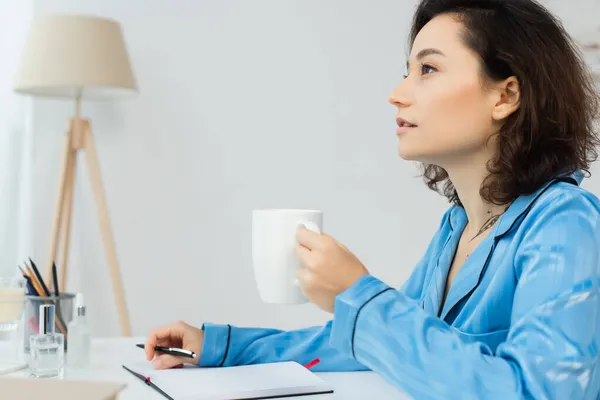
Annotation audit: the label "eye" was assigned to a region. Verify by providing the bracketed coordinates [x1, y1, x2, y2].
[421, 63, 437, 75]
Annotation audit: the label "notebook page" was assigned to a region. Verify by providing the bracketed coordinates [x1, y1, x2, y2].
[0, 362, 27, 375]
[124, 361, 332, 400]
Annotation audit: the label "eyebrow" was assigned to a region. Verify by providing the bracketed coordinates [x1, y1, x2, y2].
[406, 48, 446, 69]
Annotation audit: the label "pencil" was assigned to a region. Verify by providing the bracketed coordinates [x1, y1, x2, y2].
[28, 258, 50, 296]
[24, 265, 45, 297]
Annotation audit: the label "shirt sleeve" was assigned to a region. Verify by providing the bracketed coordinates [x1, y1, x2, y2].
[328, 191, 600, 400]
[198, 321, 366, 371]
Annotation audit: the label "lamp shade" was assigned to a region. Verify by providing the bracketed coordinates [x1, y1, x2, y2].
[14, 14, 137, 100]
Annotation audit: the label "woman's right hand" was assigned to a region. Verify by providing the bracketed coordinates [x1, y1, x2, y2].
[144, 321, 204, 369]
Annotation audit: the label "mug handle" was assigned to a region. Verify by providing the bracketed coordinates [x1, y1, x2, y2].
[297, 220, 321, 235]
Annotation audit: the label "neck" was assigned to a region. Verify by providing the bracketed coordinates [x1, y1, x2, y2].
[443, 155, 509, 238]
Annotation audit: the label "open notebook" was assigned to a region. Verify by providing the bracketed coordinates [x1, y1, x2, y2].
[0, 362, 27, 375]
[122, 361, 334, 400]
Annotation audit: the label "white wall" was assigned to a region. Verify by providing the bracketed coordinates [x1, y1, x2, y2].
[25, 0, 600, 337]
[0, 0, 34, 274]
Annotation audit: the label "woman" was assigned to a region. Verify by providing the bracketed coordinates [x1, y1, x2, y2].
[145, 0, 600, 398]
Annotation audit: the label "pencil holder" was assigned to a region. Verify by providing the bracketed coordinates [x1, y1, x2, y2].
[23, 292, 75, 353]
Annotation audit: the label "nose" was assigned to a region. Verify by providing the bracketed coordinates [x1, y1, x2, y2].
[388, 79, 412, 109]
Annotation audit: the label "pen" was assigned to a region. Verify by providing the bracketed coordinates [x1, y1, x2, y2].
[19, 267, 35, 295]
[52, 262, 60, 297]
[136, 343, 196, 359]
[304, 358, 320, 369]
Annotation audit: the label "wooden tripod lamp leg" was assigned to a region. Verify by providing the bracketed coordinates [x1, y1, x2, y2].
[59, 161, 76, 291]
[82, 123, 131, 336]
[46, 123, 76, 287]
[58, 120, 83, 291]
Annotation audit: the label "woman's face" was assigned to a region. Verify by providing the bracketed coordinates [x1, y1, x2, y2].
[389, 14, 501, 166]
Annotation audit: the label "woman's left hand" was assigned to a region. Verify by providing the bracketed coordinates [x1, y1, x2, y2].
[295, 227, 369, 313]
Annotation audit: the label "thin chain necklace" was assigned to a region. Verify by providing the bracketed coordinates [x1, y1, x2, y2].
[468, 211, 503, 243]
[464, 210, 506, 259]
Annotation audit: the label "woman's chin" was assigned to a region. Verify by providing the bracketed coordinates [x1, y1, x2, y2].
[397, 141, 452, 165]
[397, 144, 427, 162]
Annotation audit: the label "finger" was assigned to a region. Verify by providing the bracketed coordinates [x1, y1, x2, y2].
[152, 354, 186, 370]
[332, 236, 349, 252]
[155, 337, 177, 347]
[296, 267, 313, 295]
[295, 244, 316, 267]
[296, 227, 323, 251]
[145, 324, 183, 361]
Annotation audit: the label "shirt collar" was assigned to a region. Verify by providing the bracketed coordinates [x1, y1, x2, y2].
[447, 170, 583, 237]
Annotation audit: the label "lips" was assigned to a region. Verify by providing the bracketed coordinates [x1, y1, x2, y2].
[396, 117, 417, 128]
[396, 117, 418, 135]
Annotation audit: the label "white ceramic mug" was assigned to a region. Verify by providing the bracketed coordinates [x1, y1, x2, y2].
[252, 209, 323, 304]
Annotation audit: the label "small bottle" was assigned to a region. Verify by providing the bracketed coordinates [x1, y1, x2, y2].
[67, 293, 91, 367]
[29, 304, 64, 378]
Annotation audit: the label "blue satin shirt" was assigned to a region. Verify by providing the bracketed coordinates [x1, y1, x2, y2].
[199, 171, 600, 399]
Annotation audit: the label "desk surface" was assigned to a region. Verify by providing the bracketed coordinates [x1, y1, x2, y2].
[6, 337, 408, 399]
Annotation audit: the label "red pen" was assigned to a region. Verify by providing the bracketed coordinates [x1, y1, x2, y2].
[303, 358, 320, 369]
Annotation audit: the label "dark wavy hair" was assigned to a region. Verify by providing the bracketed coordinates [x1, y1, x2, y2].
[410, 0, 600, 206]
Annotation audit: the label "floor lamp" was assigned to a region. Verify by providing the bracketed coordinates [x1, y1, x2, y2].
[13, 15, 138, 336]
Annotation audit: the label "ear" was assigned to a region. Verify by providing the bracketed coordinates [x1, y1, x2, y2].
[491, 76, 520, 121]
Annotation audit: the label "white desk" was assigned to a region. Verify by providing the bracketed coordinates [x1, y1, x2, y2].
[5, 337, 409, 399]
